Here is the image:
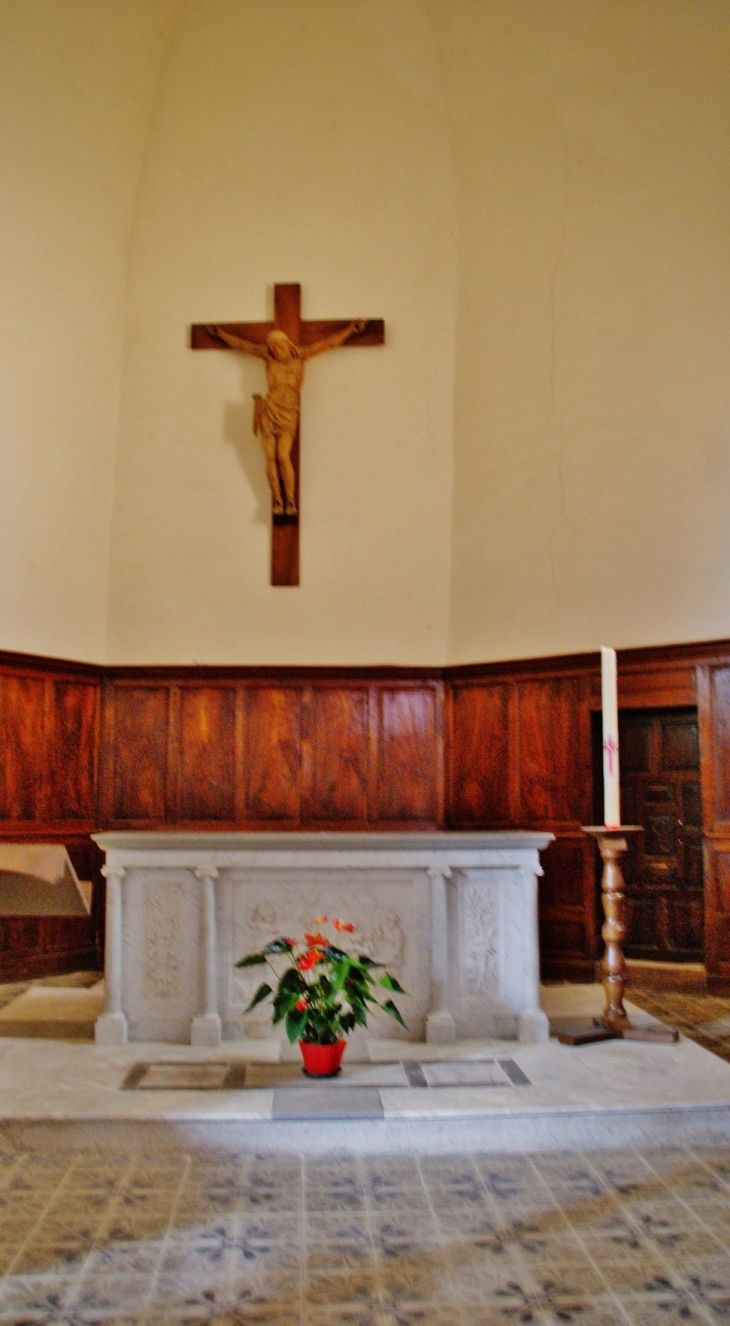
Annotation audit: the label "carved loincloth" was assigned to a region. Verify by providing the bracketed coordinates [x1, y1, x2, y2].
[252, 392, 299, 438]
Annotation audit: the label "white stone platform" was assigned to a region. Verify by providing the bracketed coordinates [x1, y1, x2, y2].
[1, 988, 730, 1156]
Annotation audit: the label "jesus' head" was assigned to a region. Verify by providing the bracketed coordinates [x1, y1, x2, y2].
[266, 330, 298, 361]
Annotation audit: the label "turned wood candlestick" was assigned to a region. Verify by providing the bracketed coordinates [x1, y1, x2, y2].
[582, 826, 642, 1033]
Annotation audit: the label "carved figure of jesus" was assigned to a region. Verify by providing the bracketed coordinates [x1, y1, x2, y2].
[207, 320, 366, 516]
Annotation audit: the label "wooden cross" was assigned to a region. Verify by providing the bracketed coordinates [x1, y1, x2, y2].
[191, 283, 384, 585]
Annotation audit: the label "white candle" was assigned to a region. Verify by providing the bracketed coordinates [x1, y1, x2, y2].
[601, 646, 620, 827]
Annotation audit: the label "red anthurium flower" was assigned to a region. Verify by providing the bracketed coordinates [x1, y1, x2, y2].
[304, 932, 328, 947]
[298, 950, 321, 972]
[314, 914, 328, 924]
[283, 938, 297, 947]
[295, 996, 308, 1011]
[332, 919, 355, 933]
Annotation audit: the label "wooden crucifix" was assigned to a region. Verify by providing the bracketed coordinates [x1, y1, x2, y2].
[191, 283, 384, 585]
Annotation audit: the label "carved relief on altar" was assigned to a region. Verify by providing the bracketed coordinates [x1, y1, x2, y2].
[144, 880, 184, 999]
[223, 870, 426, 1029]
[459, 873, 501, 998]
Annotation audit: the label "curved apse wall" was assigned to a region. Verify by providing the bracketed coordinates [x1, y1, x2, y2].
[0, 0, 181, 661]
[105, 0, 457, 665]
[3, 2, 729, 668]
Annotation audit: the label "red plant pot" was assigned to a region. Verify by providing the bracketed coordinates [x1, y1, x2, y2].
[299, 1039, 347, 1077]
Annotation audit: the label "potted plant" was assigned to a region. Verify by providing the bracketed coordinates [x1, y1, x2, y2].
[235, 915, 408, 1076]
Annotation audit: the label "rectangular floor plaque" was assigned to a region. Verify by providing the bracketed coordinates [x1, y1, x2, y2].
[122, 1058, 530, 1092]
[123, 1062, 247, 1090]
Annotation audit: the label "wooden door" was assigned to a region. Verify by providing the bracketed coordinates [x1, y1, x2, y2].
[618, 708, 704, 961]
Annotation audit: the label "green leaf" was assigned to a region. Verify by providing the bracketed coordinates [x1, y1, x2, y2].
[273, 987, 303, 1018]
[244, 982, 273, 1013]
[235, 953, 267, 968]
[331, 956, 351, 992]
[379, 973, 407, 994]
[357, 955, 382, 968]
[381, 998, 408, 1030]
[324, 945, 349, 961]
[278, 966, 305, 992]
[262, 938, 294, 955]
[285, 1008, 308, 1043]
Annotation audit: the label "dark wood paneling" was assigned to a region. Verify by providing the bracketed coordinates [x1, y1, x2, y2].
[48, 680, 98, 820]
[538, 835, 596, 980]
[705, 844, 730, 987]
[306, 687, 369, 823]
[0, 674, 47, 820]
[178, 686, 236, 822]
[376, 685, 441, 824]
[0, 663, 104, 979]
[703, 666, 730, 829]
[6, 637, 730, 983]
[104, 685, 170, 823]
[517, 677, 584, 823]
[540, 837, 591, 910]
[448, 683, 511, 825]
[244, 687, 301, 822]
[0, 916, 97, 982]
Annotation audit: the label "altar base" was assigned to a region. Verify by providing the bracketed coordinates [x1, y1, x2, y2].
[92, 832, 553, 1051]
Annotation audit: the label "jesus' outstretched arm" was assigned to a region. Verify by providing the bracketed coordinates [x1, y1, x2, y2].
[207, 325, 267, 358]
[301, 320, 367, 360]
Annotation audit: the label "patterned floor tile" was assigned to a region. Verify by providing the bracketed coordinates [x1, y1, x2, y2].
[0, 1146, 728, 1324]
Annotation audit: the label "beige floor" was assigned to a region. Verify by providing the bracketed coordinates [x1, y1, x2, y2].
[0, 982, 104, 1039]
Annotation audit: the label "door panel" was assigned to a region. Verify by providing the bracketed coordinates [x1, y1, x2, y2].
[618, 708, 704, 961]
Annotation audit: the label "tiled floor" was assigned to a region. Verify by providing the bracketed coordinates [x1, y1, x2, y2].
[630, 990, 730, 1066]
[0, 1146, 729, 1324]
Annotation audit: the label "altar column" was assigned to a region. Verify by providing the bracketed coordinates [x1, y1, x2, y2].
[517, 866, 550, 1043]
[426, 865, 456, 1043]
[95, 865, 128, 1045]
[191, 865, 222, 1046]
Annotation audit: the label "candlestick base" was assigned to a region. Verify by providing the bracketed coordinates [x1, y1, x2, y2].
[583, 826, 642, 1033]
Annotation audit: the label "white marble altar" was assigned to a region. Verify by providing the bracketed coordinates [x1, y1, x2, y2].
[93, 832, 553, 1051]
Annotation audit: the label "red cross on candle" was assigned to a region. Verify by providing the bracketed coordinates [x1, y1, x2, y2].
[603, 734, 618, 776]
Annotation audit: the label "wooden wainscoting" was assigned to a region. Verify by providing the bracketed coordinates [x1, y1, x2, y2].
[98, 670, 444, 831]
[446, 661, 598, 979]
[698, 663, 730, 990]
[5, 641, 730, 985]
[0, 652, 103, 978]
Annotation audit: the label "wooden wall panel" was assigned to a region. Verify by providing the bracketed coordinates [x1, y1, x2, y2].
[448, 683, 511, 825]
[0, 656, 102, 976]
[7, 638, 730, 984]
[538, 836, 597, 981]
[104, 685, 170, 823]
[701, 665, 730, 830]
[48, 680, 98, 821]
[178, 686, 236, 822]
[0, 915, 97, 982]
[704, 846, 730, 987]
[697, 664, 730, 987]
[0, 674, 47, 820]
[448, 669, 595, 976]
[244, 687, 301, 822]
[376, 686, 441, 824]
[306, 687, 369, 823]
[517, 677, 584, 823]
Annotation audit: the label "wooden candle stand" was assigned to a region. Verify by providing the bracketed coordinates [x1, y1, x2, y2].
[557, 826, 678, 1046]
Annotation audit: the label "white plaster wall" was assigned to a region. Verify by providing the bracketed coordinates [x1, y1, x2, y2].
[2, 1, 730, 669]
[0, 0, 180, 660]
[435, 0, 730, 662]
[105, 0, 457, 664]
